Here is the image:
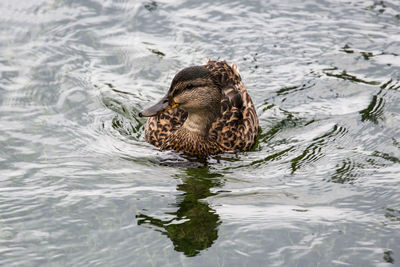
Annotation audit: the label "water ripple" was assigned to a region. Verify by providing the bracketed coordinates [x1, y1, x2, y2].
[1, 0, 400, 265]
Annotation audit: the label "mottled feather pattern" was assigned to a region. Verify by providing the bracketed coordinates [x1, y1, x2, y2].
[160, 127, 222, 156]
[205, 59, 242, 88]
[145, 108, 187, 147]
[206, 60, 258, 152]
[144, 60, 259, 156]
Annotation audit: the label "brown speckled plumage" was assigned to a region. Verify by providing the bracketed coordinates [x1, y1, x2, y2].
[141, 59, 259, 157]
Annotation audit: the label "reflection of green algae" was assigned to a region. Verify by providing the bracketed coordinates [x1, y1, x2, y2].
[147, 48, 165, 57]
[340, 45, 375, 60]
[105, 82, 114, 88]
[144, 1, 158, 12]
[329, 159, 360, 184]
[393, 138, 400, 148]
[249, 146, 294, 168]
[292, 209, 308, 212]
[276, 82, 315, 96]
[290, 140, 323, 174]
[340, 44, 354, 54]
[385, 208, 400, 222]
[324, 70, 380, 85]
[359, 78, 400, 124]
[383, 250, 394, 264]
[371, 151, 400, 164]
[359, 88, 385, 124]
[276, 86, 297, 95]
[137, 166, 222, 257]
[361, 51, 374, 60]
[258, 113, 300, 143]
[291, 125, 345, 174]
[359, 95, 384, 124]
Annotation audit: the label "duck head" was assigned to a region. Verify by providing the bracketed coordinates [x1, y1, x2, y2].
[139, 66, 222, 119]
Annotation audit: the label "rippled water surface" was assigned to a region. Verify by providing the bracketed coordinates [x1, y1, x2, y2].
[1, 0, 400, 266]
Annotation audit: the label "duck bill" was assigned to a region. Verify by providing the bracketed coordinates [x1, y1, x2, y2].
[139, 95, 179, 117]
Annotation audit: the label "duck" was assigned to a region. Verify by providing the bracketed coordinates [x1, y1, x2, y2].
[139, 59, 259, 157]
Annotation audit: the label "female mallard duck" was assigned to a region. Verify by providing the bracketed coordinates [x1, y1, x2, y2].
[139, 59, 259, 157]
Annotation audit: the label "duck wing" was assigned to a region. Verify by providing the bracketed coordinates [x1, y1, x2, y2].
[206, 60, 259, 151]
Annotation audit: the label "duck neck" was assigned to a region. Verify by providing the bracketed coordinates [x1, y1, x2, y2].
[182, 108, 219, 137]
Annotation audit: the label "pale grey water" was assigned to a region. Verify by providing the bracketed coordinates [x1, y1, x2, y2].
[1, 0, 400, 266]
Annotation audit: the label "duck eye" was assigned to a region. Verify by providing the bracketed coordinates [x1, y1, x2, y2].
[185, 83, 194, 89]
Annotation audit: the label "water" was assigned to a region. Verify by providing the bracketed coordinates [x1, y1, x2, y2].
[1, 0, 400, 266]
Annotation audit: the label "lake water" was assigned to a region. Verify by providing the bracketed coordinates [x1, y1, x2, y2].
[1, 0, 400, 266]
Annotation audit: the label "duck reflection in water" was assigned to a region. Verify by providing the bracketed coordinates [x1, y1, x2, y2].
[136, 166, 223, 257]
